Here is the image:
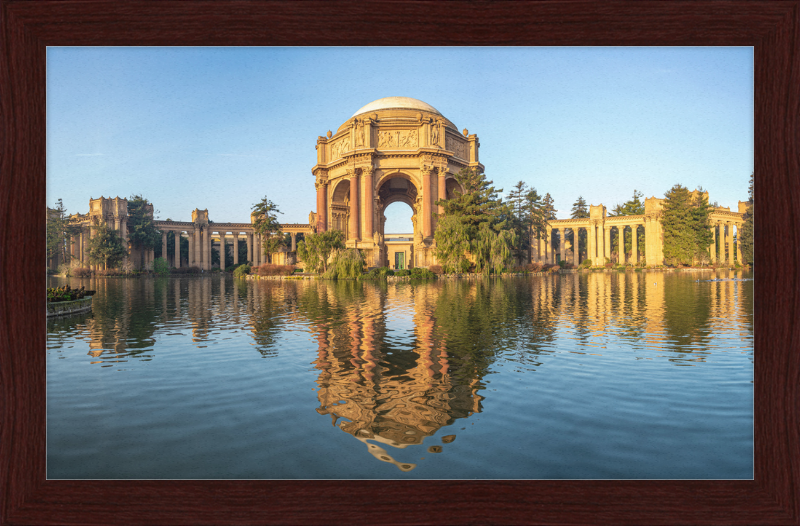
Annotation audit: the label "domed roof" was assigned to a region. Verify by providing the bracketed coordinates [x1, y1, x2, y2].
[351, 97, 442, 118]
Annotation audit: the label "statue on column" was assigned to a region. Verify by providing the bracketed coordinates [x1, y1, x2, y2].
[309, 211, 317, 232]
[355, 119, 364, 148]
[430, 122, 439, 147]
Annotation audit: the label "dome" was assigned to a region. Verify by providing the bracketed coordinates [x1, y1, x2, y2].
[351, 97, 442, 118]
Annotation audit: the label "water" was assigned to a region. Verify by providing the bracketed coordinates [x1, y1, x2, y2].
[46, 270, 753, 479]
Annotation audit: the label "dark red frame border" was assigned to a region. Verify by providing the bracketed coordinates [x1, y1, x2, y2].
[2, 1, 798, 524]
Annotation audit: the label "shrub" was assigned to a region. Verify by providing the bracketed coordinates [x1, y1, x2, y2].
[580, 258, 593, 269]
[323, 249, 364, 280]
[47, 285, 95, 303]
[171, 266, 201, 274]
[394, 269, 411, 277]
[360, 267, 394, 280]
[47, 268, 59, 275]
[409, 267, 436, 280]
[526, 262, 544, 273]
[233, 264, 251, 278]
[428, 264, 444, 275]
[72, 267, 92, 278]
[95, 268, 123, 277]
[153, 257, 170, 276]
[256, 264, 295, 276]
[558, 259, 569, 269]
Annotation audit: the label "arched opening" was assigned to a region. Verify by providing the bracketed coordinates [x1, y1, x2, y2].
[376, 173, 419, 269]
[330, 180, 350, 234]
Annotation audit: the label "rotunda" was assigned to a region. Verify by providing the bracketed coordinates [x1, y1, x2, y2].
[311, 97, 484, 267]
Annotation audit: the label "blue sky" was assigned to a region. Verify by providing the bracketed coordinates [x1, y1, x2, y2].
[47, 47, 753, 232]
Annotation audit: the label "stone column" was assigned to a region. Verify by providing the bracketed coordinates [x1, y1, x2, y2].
[363, 167, 373, 240]
[219, 232, 228, 270]
[247, 233, 253, 264]
[120, 219, 129, 266]
[194, 225, 201, 267]
[233, 235, 239, 265]
[727, 222, 734, 265]
[596, 222, 605, 266]
[604, 226, 611, 262]
[572, 228, 579, 266]
[438, 168, 447, 216]
[422, 167, 432, 239]
[559, 228, 565, 264]
[205, 228, 212, 270]
[588, 222, 596, 266]
[290, 233, 297, 252]
[254, 234, 261, 266]
[736, 224, 742, 263]
[632, 226, 638, 264]
[316, 180, 327, 232]
[618, 227, 625, 264]
[188, 233, 194, 268]
[349, 170, 359, 241]
[174, 231, 181, 268]
[710, 223, 717, 263]
[162, 231, 168, 265]
[545, 226, 552, 264]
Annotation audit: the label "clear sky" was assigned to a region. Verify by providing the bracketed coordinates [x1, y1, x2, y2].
[47, 47, 753, 232]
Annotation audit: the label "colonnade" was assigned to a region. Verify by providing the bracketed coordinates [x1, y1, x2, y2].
[532, 222, 646, 266]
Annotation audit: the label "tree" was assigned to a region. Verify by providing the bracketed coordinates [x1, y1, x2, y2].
[87, 219, 127, 269]
[296, 230, 345, 274]
[435, 168, 515, 273]
[505, 182, 548, 263]
[128, 195, 161, 266]
[568, 196, 589, 262]
[609, 190, 645, 261]
[661, 185, 713, 266]
[46, 199, 77, 264]
[739, 172, 754, 265]
[433, 214, 471, 273]
[252, 196, 284, 263]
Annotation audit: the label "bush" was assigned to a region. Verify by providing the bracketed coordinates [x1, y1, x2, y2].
[171, 266, 202, 274]
[428, 265, 444, 275]
[47, 268, 59, 275]
[72, 267, 92, 278]
[95, 268, 124, 276]
[526, 262, 544, 273]
[558, 259, 569, 269]
[47, 285, 95, 303]
[233, 264, 251, 278]
[409, 267, 436, 280]
[323, 249, 364, 280]
[255, 264, 295, 276]
[153, 257, 170, 276]
[394, 269, 411, 277]
[580, 258, 593, 269]
[361, 266, 394, 280]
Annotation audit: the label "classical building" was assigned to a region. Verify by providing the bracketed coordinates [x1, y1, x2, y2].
[311, 96, 482, 268]
[52, 196, 313, 271]
[536, 192, 748, 267]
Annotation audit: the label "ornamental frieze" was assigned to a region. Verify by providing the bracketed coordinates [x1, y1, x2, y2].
[377, 129, 418, 149]
[445, 135, 469, 160]
[330, 137, 351, 160]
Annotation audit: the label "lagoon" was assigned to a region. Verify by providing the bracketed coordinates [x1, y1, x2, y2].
[46, 270, 753, 479]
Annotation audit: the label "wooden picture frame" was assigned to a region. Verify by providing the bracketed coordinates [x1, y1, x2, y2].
[1, 1, 797, 524]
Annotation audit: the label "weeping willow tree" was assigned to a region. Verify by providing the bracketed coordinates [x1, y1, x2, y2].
[322, 248, 364, 280]
[472, 224, 517, 275]
[433, 214, 471, 273]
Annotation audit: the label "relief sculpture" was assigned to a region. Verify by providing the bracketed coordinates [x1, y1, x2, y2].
[399, 129, 418, 148]
[446, 136, 468, 160]
[378, 131, 395, 148]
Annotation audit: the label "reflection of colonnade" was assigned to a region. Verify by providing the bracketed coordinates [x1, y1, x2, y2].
[540, 194, 747, 267]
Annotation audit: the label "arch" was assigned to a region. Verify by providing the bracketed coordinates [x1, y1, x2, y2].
[330, 179, 351, 233]
[445, 177, 463, 200]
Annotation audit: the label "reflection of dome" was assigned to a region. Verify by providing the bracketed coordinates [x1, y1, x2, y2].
[351, 96, 442, 118]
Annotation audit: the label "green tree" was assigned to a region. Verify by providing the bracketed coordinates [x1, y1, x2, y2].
[739, 172, 754, 265]
[661, 185, 714, 266]
[46, 199, 77, 264]
[433, 214, 471, 273]
[87, 219, 127, 269]
[567, 196, 589, 262]
[252, 196, 284, 263]
[297, 229, 345, 274]
[128, 195, 161, 266]
[505, 182, 548, 263]
[434, 168, 515, 273]
[609, 190, 646, 261]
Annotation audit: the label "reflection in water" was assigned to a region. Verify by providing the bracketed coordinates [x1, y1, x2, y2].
[47, 270, 753, 477]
